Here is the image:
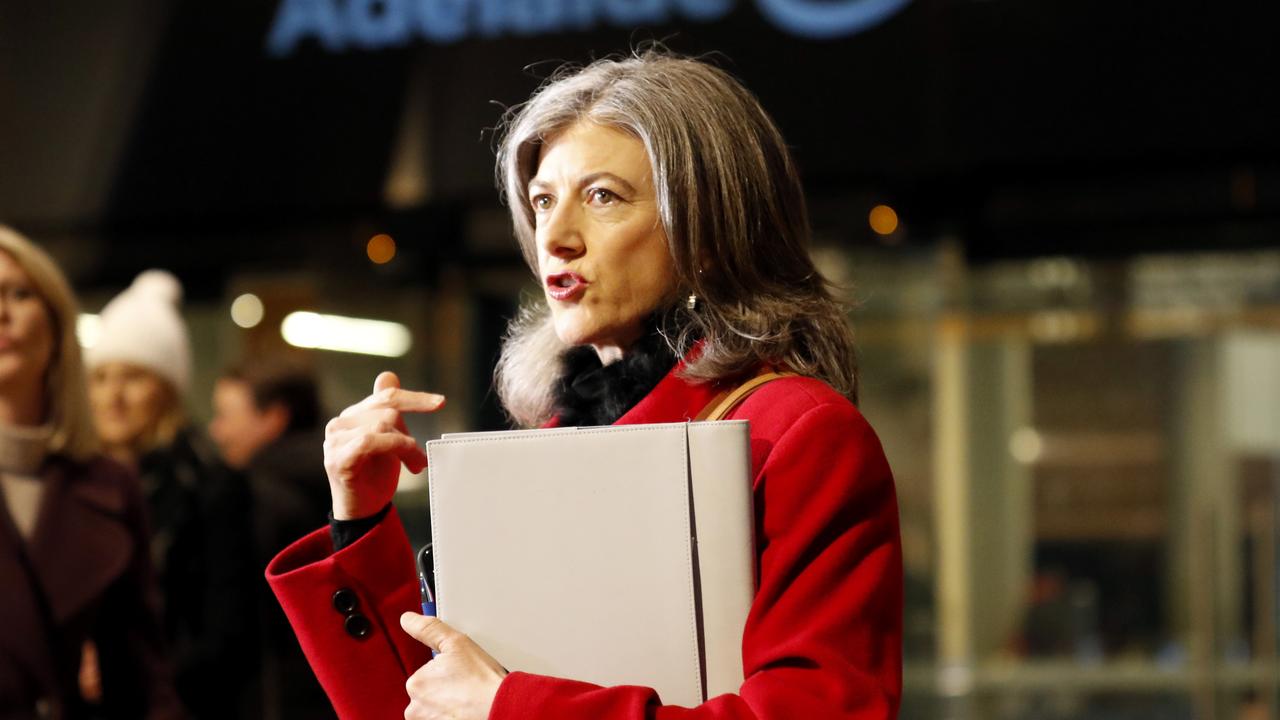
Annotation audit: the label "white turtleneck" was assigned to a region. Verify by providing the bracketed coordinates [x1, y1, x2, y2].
[0, 423, 52, 541]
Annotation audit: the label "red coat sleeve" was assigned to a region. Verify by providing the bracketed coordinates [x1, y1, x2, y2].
[265, 507, 429, 719]
[490, 401, 903, 720]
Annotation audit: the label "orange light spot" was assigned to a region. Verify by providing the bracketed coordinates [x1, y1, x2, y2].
[869, 205, 899, 236]
[367, 234, 396, 264]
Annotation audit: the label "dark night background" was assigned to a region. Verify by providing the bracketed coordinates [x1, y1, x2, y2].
[4, 0, 1279, 298]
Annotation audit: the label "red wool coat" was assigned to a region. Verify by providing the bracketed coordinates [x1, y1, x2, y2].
[266, 361, 903, 720]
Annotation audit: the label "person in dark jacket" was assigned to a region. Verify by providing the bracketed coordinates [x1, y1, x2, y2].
[0, 225, 184, 719]
[86, 270, 257, 719]
[209, 357, 334, 720]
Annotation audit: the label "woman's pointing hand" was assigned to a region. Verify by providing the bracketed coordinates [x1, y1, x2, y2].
[323, 371, 445, 520]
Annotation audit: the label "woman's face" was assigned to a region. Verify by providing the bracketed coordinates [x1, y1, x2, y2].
[0, 250, 55, 394]
[529, 121, 677, 363]
[88, 361, 172, 449]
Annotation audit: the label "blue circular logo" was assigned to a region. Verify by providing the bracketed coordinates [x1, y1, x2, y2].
[754, 0, 912, 38]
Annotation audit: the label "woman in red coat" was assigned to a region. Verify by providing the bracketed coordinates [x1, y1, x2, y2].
[267, 50, 903, 720]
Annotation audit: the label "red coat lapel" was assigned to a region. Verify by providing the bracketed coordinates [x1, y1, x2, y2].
[543, 347, 724, 429]
[614, 352, 723, 426]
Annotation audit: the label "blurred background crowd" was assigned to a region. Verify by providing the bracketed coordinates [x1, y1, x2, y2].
[2, 0, 1279, 718]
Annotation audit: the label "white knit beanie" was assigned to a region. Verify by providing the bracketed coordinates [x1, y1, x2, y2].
[86, 270, 192, 393]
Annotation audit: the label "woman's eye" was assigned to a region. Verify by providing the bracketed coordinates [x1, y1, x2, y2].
[531, 195, 552, 211]
[6, 285, 34, 301]
[588, 188, 617, 205]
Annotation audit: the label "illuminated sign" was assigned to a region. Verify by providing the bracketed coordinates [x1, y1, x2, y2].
[267, 0, 911, 56]
[756, 0, 910, 39]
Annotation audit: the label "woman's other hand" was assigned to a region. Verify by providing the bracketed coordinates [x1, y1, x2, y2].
[400, 613, 507, 720]
[323, 371, 445, 520]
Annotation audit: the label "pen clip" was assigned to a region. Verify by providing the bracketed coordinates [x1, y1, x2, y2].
[417, 543, 435, 604]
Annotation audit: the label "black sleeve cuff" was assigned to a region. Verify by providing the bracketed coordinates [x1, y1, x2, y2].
[329, 502, 393, 552]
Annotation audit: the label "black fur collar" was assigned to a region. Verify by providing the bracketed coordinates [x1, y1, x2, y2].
[552, 329, 679, 427]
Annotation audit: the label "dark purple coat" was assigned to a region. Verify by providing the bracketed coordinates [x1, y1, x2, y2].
[0, 454, 184, 719]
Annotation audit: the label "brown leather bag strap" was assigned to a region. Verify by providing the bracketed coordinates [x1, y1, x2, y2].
[694, 371, 797, 422]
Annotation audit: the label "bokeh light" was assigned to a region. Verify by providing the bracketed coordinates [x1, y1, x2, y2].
[367, 233, 396, 264]
[280, 311, 411, 357]
[77, 314, 101, 349]
[1009, 427, 1045, 465]
[869, 204, 899, 235]
[230, 293, 265, 328]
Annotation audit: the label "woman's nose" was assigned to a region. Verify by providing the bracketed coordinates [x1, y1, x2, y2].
[539, 204, 585, 260]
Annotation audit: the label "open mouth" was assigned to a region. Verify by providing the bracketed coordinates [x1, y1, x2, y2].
[545, 272, 589, 301]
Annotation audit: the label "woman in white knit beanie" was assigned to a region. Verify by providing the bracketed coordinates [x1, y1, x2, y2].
[85, 269, 259, 719]
[85, 270, 191, 467]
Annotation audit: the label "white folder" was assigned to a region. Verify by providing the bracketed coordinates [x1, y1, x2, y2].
[426, 421, 756, 708]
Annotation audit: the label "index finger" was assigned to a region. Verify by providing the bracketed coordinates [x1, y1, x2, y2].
[340, 388, 446, 419]
[381, 388, 447, 413]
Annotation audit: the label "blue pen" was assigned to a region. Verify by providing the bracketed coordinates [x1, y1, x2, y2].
[417, 543, 438, 658]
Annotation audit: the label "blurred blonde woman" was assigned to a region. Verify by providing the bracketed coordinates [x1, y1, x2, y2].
[0, 226, 182, 719]
[86, 271, 257, 719]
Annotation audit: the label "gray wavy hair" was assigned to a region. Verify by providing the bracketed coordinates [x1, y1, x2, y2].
[494, 50, 859, 427]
